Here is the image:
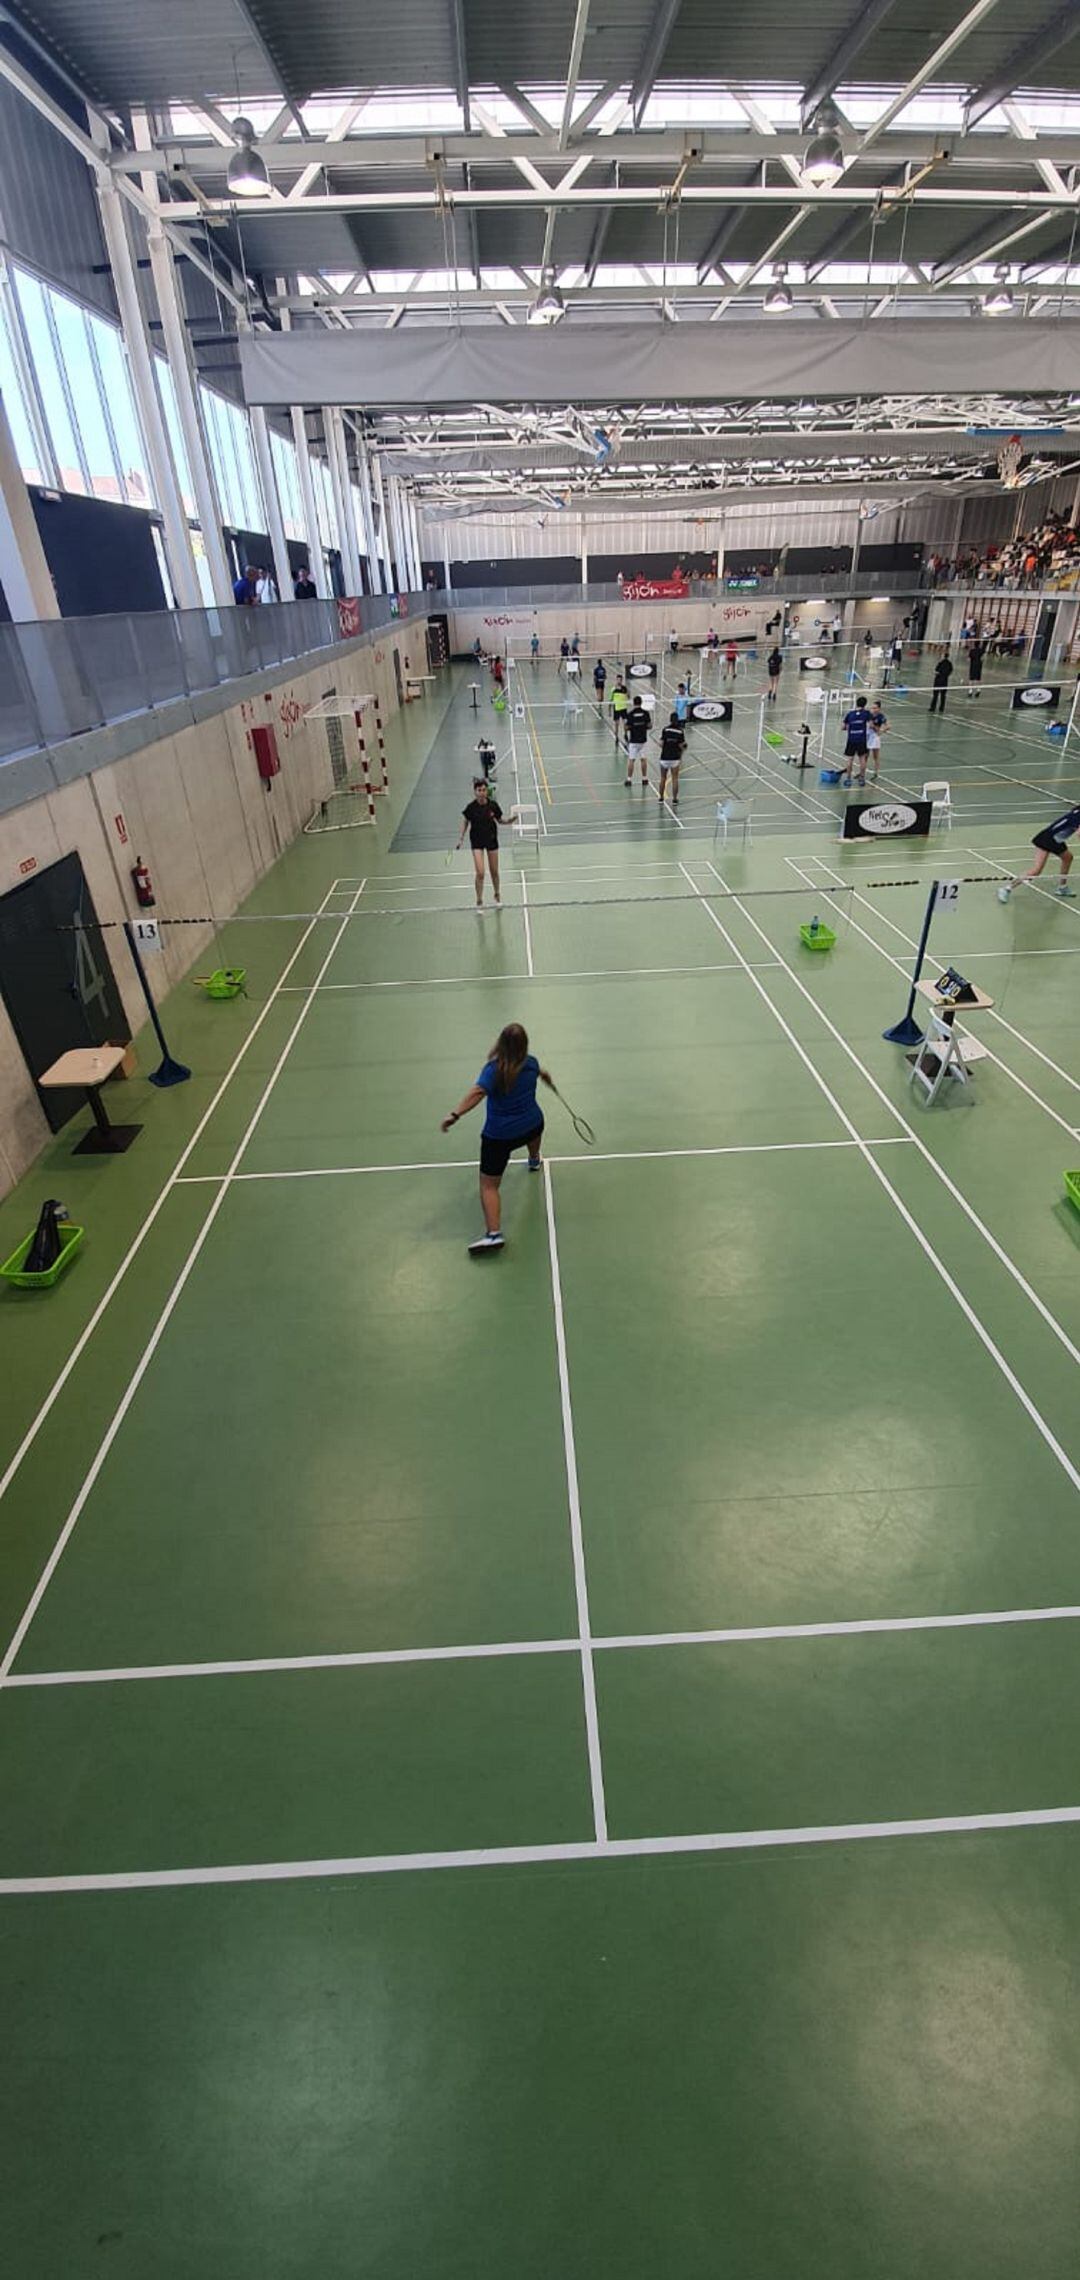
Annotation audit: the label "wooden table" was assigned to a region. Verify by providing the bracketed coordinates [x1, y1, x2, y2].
[38, 1045, 141, 1154]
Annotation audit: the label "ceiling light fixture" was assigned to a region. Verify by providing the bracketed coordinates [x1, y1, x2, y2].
[226, 118, 269, 198]
[764, 265, 793, 313]
[801, 125, 844, 190]
[982, 264, 1014, 315]
[527, 267, 565, 326]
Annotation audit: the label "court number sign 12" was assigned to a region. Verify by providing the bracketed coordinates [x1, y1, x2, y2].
[934, 879, 961, 912]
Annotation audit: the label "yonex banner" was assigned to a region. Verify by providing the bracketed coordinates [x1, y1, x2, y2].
[1011, 684, 1060, 710]
[800, 654, 830, 672]
[628, 660, 657, 677]
[843, 799, 932, 840]
[689, 698, 733, 722]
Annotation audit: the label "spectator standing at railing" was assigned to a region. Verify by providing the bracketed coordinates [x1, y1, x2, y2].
[255, 565, 278, 605]
[233, 563, 258, 605]
[293, 566, 317, 600]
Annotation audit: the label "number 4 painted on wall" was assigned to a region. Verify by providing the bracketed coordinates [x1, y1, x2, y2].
[72, 913, 108, 1012]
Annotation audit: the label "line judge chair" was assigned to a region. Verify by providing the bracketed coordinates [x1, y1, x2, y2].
[511, 803, 541, 846]
[713, 796, 754, 847]
[909, 1013, 978, 1106]
[922, 779, 952, 829]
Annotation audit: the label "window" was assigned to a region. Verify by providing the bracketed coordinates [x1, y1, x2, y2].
[47, 290, 120, 501]
[0, 286, 46, 483]
[270, 427, 304, 538]
[14, 269, 87, 493]
[201, 384, 265, 532]
[89, 312, 153, 509]
[153, 355, 197, 519]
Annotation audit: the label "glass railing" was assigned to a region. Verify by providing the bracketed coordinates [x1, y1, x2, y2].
[0, 563, 1000, 767]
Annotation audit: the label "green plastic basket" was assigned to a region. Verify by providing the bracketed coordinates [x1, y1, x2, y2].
[764, 729, 786, 749]
[1, 1220, 83, 1289]
[196, 967, 246, 1000]
[800, 921, 836, 953]
[1065, 1170, 1080, 1213]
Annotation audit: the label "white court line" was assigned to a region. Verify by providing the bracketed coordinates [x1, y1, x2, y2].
[543, 1164, 607, 1845]
[706, 859, 1080, 1378]
[171, 1138, 916, 1188]
[521, 872, 534, 976]
[681, 863, 1080, 1497]
[790, 856, 1080, 1138]
[0, 882, 369, 1683]
[5, 1806, 1080, 1895]
[276, 961, 784, 994]
[0, 878, 351, 1525]
[15, 1597, 1080, 1689]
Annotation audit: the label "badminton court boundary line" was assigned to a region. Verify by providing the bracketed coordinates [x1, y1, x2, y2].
[702, 859, 1080, 1385]
[0, 877, 352, 1525]
[788, 855, 1080, 1140]
[679, 863, 1080, 1500]
[13, 1599, 1080, 1689]
[543, 1163, 607, 1844]
[4, 1804, 1080, 1896]
[0, 883, 369, 1683]
[169, 1138, 916, 1188]
[275, 959, 785, 994]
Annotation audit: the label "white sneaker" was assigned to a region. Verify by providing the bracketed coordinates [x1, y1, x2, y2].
[1055, 883, 1076, 899]
[468, 1231, 505, 1254]
[997, 883, 1013, 903]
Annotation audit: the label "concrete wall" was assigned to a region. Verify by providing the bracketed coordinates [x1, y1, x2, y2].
[0, 622, 419, 1196]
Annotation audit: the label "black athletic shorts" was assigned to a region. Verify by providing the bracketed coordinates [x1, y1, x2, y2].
[480, 1121, 544, 1177]
[1032, 829, 1068, 855]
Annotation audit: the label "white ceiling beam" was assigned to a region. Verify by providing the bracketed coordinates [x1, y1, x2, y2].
[559, 0, 593, 151]
[157, 183, 1080, 219]
[801, 0, 906, 124]
[964, 1, 1080, 131]
[286, 99, 369, 202]
[930, 208, 1072, 285]
[498, 84, 553, 136]
[858, 0, 1009, 153]
[112, 127, 1080, 174]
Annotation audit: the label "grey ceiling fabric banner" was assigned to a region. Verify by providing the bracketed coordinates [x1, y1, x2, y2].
[239, 322, 1080, 408]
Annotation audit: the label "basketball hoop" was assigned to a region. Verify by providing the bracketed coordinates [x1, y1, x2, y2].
[997, 433, 1024, 489]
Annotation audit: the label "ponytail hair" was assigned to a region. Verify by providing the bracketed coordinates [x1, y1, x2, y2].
[491, 1022, 529, 1094]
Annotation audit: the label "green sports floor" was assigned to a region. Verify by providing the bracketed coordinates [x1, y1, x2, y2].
[2, 655, 1080, 2277]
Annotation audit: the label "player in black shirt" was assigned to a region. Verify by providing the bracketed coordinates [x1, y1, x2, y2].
[456, 777, 517, 910]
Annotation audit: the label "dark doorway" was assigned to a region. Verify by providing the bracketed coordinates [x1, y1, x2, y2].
[0, 853, 129, 1132]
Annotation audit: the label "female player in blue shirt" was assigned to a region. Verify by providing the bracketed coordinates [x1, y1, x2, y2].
[441, 1023, 552, 1253]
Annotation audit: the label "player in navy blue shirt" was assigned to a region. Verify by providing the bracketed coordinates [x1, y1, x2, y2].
[998, 806, 1080, 900]
[441, 1023, 553, 1253]
[841, 699, 871, 786]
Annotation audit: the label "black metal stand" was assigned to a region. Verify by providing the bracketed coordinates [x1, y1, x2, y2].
[124, 921, 191, 1088]
[883, 879, 938, 1045]
[72, 1086, 141, 1154]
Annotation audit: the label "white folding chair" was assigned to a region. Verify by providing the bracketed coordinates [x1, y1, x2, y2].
[512, 803, 541, 845]
[922, 780, 952, 829]
[713, 797, 753, 847]
[909, 1014, 971, 1106]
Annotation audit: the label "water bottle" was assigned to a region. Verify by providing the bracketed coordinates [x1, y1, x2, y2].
[810, 915, 820, 940]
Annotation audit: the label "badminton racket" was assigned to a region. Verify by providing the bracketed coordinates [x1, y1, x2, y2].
[542, 1075, 596, 1146]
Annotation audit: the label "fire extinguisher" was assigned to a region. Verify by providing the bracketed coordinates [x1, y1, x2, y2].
[131, 857, 155, 908]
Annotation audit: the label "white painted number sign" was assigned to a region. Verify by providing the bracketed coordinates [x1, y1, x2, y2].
[934, 880, 961, 911]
